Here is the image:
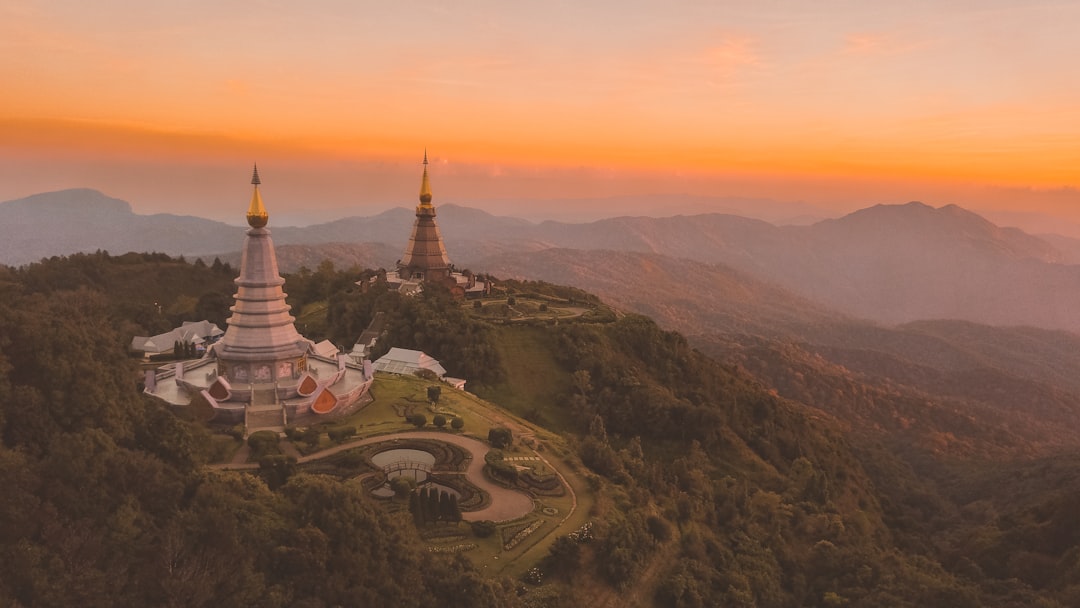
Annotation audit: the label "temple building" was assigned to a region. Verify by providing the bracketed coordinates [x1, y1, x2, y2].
[384, 152, 485, 298]
[130, 320, 223, 358]
[145, 166, 374, 432]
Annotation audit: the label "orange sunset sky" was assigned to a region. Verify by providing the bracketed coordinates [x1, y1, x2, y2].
[2, 1, 1079, 227]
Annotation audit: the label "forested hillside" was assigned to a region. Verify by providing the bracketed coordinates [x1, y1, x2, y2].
[2, 254, 1080, 606]
[323, 275, 1080, 606]
[0, 255, 519, 607]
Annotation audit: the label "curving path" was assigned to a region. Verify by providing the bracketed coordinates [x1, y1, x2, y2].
[213, 431, 536, 522]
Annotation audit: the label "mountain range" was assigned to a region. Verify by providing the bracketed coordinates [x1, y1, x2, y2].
[9, 187, 1080, 603]
[7, 187, 1080, 333]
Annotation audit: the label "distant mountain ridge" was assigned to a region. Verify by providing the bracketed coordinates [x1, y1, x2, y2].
[6, 188, 1080, 332]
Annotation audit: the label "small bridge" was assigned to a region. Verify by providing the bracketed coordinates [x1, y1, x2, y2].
[383, 460, 433, 476]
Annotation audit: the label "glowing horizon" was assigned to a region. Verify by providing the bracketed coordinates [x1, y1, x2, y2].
[2, 1, 1079, 226]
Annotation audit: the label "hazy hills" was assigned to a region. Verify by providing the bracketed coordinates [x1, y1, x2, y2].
[467, 242, 1080, 458]
[6, 187, 1080, 333]
[0, 189, 242, 265]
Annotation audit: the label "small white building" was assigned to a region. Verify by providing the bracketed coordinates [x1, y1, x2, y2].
[372, 348, 467, 390]
[373, 348, 448, 377]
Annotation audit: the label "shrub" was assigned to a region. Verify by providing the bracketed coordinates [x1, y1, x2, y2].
[302, 427, 321, 447]
[410, 414, 427, 428]
[523, 567, 543, 585]
[390, 476, 416, 498]
[451, 417, 464, 430]
[258, 454, 296, 490]
[247, 430, 279, 450]
[339, 450, 364, 468]
[328, 426, 357, 443]
[433, 414, 447, 428]
[488, 426, 513, 449]
[247, 430, 280, 459]
[471, 520, 497, 538]
[226, 425, 245, 441]
[283, 425, 300, 441]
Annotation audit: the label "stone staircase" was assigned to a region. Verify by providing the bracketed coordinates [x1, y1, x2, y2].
[245, 384, 286, 437]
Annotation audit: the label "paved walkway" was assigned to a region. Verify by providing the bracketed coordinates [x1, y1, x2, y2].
[212, 431, 536, 522]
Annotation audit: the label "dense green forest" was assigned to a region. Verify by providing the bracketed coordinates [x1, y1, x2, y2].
[319, 261, 1080, 606]
[2, 252, 1080, 606]
[0, 254, 518, 607]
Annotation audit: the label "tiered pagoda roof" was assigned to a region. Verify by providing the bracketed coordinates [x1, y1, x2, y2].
[399, 151, 452, 281]
[215, 165, 311, 363]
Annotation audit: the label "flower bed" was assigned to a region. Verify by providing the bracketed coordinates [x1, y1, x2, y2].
[427, 543, 477, 554]
[502, 520, 544, 551]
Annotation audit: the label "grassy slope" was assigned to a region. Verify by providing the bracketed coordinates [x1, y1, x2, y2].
[474, 325, 575, 434]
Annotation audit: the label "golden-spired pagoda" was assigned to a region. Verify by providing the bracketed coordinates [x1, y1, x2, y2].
[386, 152, 483, 297]
[145, 166, 373, 431]
[214, 165, 310, 374]
[398, 151, 452, 282]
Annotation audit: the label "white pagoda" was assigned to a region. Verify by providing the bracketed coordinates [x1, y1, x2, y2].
[145, 166, 373, 431]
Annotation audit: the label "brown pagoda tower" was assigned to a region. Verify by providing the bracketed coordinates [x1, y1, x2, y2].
[398, 151, 452, 282]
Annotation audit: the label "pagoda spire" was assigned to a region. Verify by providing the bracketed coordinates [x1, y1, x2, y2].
[399, 150, 451, 281]
[247, 163, 268, 228]
[218, 164, 309, 366]
[419, 150, 433, 206]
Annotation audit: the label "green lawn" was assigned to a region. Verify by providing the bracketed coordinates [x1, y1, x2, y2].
[292, 373, 522, 449]
[473, 325, 576, 434]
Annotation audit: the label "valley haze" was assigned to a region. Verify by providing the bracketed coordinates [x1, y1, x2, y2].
[5, 187, 1080, 334]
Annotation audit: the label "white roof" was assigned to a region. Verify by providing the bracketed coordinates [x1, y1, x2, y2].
[180, 320, 224, 338]
[131, 320, 224, 354]
[373, 347, 447, 377]
[314, 340, 339, 358]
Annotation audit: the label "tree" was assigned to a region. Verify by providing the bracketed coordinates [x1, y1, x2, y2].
[410, 414, 427, 428]
[259, 454, 296, 490]
[409, 490, 422, 524]
[439, 491, 451, 520]
[427, 385, 442, 405]
[448, 493, 461, 522]
[451, 417, 465, 430]
[488, 426, 513, 449]
[433, 414, 447, 428]
[391, 476, 415, 499]
[547, 535, 582, 580]
[247, 430, 280, 460]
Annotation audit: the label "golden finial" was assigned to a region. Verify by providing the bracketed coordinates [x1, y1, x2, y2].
[246, 163, 268, 228]
[419, 150, 433, 205]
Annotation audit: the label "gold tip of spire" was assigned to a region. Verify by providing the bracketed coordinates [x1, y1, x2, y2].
[419, 151, 433, 205]
[246, 163, 268, 228]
